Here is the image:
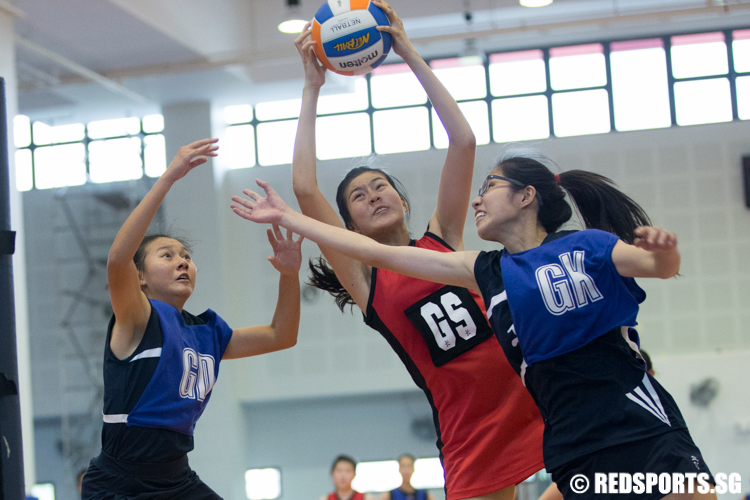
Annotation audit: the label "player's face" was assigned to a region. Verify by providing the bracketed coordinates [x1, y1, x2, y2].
[331, 461, 356, 490]
[344, 171, 408, 238]
[140, 237, 197, 303]
[398, 456, 415, 482]
[471, 168, 524, 241]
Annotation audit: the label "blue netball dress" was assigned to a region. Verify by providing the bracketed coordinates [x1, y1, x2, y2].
[390, 488, 428, 500]
[474, 230, 689, 472]
[82, 299, 234, 499]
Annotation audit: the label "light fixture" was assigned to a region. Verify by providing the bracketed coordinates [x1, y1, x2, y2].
[520, 0, 553, 7]
[278, 0, 307, 33]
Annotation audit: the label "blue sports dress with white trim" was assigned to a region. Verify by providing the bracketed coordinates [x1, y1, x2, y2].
[474, 230, 688, 471]
[100, 299, 233, 462]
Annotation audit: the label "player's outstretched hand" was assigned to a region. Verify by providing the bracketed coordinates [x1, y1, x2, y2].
[633, 226, 678, 252]
[164, 138, 219, 183]
[231, 179, 289, 225]
[295, 21, 326, 89]
[372, 0, 415, 58]
[266, 224, 304, 276]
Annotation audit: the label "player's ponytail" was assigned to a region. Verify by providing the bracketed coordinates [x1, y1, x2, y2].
[496, 154, 651, 244]
[558, 171, 651, 244]
[308, 257, 357, 312]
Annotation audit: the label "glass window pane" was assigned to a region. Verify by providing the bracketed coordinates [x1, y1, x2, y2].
[733, 30, 750, 73]
[89, 137, 143, 183]
[87, 117, 141, 139]
[431, 58, 487, 101]
[13, 115, 31, 148]
[318, 77, 369, 114]
[34, 143, 86, 189]
[610, 40, 671, 131]
[222, 125, 256, 170]
[671, 32, 728, 79]
[411, 458, 445, 489]
[142, 114, 164, 133]
[492, 96, 550, 143]
[737, 76, 750, 120]
[552, 89, 611, 137]
[373, 107, 430, 154]
[432, 101, 490, 149]
[15, 149, 33, 192]
[317, 113, 372, 160]
[489, 50, 547, 97]
[257, 120, 298, 166]
[144, 134, 168, 177]
[224, 105, 253, 124]
[244, 468, 281, 500]
[352, 461, 400, 493]
[32, 122, 85, 146]
[371, 64, 428, 109]
[549, 44, 606, 91]
[255, 99, 301, 121]
[674, 78, 732, 126]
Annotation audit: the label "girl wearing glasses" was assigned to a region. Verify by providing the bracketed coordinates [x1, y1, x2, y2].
[231, 153, 715, 500]
[289, 2, 543, 500]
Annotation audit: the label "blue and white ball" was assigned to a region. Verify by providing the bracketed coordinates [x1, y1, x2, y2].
[312, 0, 392, 76]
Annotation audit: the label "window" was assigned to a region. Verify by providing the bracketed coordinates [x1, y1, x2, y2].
[737, 76, 750, 120]
[316, 113, 372, 160]
[318, 77, 370, 114]
[32, 122, 85, 146]
[433, 100, 490, 149]
[144, 134, 168, 177]
[352, 461, 400, 493]
[733, 30, 750, 73]
[255, 99, 301, 121]
[610, 39, 671, 131]
[13, 115, 31, 148]
[13, 114, 165, 191]
[15, 149, 33, 192]
[371, 63, 428, 108]
[88, 137, 143, 183]
[549, 44, 607, 90]
[489, 50, 547, 97]
[222, 125, 257, 169]
[257, 120, 298, 166]
[244, 468, 281, 500]
[224, 104, 254, 125]
[674, 78, 733, 126]
[350, 458, 444, 493]
[492, 95, 550, 143]
[34, 143, 87, 190]
[431, 57, 487, 101]
[552, 89, 611, 137]
[373, 107, 431, 154]
[671, 32, 728, 79]
[87, 117, 141, 139]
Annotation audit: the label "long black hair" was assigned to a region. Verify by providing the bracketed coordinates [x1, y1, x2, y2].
[496, 154, 651, 244]
[308, 166, 410, 312]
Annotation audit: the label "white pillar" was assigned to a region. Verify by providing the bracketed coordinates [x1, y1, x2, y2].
[161, 101, 247, 499]
[0, 1, 36, 492]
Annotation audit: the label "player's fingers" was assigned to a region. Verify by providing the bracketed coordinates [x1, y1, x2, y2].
[272, 223, 284, 241]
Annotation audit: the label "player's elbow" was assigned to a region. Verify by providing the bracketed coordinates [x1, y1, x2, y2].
[292, 177, 317, 199]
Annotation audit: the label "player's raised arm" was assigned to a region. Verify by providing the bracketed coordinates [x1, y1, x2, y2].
[374, 0, 476, 249]
[291, 24, 372, 311]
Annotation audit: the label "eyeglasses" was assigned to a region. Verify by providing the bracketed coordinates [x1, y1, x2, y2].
[478, 175, 525, 197]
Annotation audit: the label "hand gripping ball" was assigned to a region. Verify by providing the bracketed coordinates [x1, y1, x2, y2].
[312, 0, 392, 76]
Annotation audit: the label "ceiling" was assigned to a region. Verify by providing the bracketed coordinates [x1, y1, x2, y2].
[7, 0, 750, 122]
